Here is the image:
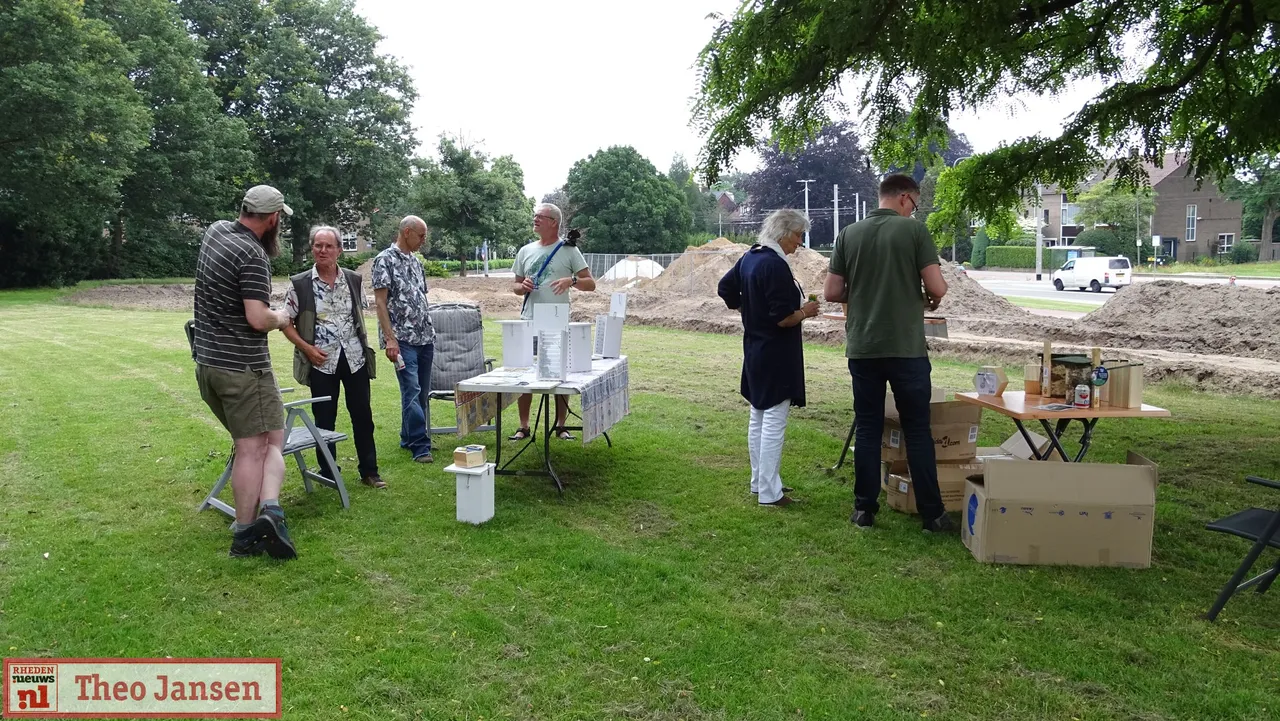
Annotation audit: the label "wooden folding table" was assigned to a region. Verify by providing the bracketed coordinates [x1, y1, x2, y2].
[954, 391, 1170, 462]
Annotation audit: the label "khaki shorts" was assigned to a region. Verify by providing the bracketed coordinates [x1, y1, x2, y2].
[196, 364, 285, 439]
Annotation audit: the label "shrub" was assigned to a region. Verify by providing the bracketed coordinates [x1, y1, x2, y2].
[971, 229, 989, 268]
[1229, 241, 1259, 264]
[337, 251, 376, 271]
[984, 246, 1036, 269]
[421, 259, 449, 277]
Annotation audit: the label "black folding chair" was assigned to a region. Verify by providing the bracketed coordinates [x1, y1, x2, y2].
[1204, 475, 1280, 621]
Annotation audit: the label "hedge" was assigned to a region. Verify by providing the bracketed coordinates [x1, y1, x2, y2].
[984, 246, 1036, 269]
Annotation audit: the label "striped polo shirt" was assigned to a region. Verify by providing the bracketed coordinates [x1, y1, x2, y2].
[193, 220, 273, 371]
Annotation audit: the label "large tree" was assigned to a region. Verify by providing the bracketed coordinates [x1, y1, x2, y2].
[86, 0, 254, 278]
[1074, 180, 1157, 251]
[0, 0, 151, 288]
[694, 1, 1280, 230]
[564, 146, 691, 255]
[1225, 154, 1280, 262]
[410, 137, 532, 275]
[741, 121, 879, 248]
[179, 0, 417, 265]
[668, 155, 719, 234]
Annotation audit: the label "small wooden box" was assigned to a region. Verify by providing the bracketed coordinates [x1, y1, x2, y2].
[1023, 363, 1042, 395]
[974, 366, 1008, 396]
[453, 445, 487, 468]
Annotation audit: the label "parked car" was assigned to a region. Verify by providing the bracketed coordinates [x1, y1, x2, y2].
[1052, 256, 1133, 292]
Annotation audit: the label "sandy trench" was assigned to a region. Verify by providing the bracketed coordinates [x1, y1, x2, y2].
[65, 241, 1280, 398]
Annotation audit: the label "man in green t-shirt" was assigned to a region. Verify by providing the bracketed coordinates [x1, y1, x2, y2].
[824, 174, 952, 533]
[509, 203, 596, 441]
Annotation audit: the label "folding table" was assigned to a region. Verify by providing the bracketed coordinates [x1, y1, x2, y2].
[954, 391, 1170, 462]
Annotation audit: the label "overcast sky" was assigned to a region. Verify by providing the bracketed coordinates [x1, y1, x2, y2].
[354, 0, 1108, 202]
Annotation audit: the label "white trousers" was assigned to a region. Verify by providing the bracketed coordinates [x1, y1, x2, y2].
[747, 399, 791, 504]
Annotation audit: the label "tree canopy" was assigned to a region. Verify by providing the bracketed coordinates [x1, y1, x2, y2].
[741, 121, 879, 248]
[1225, 154, 1280, 257]
[1074, 179, 1157, 249]
[410, 137, 532, 275]
[0, 0, 151, 287]
[565, 147, 691, 255]
[694, 0, 1280, 230]
[179, 0, 417, 264]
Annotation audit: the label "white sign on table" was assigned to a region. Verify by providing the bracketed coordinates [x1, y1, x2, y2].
[532, 303, 570, 335]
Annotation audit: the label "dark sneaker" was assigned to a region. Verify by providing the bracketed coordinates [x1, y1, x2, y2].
[923, 513, 957, 534]
[850, 510, 875, 528]
[752, 487, 794, 495]
[413, 452, 434, 464]
[257, 506, 298, 560]
[760, 495, 795, 507]
[228, 518, 273, 558]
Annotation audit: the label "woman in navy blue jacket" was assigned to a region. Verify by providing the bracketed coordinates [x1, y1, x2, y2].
[718, 210, 821, 507]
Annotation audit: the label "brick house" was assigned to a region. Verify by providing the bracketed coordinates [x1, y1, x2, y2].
[1022, 153, 1244, 262]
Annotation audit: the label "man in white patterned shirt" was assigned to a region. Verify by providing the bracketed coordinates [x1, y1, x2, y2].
[283, 226, 384, 489]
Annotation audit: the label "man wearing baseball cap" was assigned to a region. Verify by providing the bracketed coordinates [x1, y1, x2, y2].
[193, 184, 298, 560]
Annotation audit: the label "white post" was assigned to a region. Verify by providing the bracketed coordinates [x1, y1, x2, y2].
[482, 240, 490, 277]
[718, 212, 723, 237]
[833, 184, 840, 243]
[862, 200, 867, 220]
[1035, 192, 1044, 281]
[855, 193, 860, 221]
[798, 179, 814, 248]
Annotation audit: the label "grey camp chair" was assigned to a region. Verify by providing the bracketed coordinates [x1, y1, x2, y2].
[424, 303, 495, 435]
[185, 320, 351, 517]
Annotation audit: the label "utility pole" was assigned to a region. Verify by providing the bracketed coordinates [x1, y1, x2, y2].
[798, 179, 815, 247]
[1035, 184, 1044, 281]
[832, 184, 840, 244]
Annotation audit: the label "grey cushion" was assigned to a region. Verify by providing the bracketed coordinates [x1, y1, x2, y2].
[429, 303, 484, 392]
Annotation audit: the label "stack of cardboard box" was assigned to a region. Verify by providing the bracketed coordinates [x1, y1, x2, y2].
[879, 393, 985, 515]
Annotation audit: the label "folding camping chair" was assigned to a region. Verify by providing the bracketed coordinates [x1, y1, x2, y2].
[423, 303, 495, 436]
[1204, 475, 1280, 621]
[185, 320, 352, 517]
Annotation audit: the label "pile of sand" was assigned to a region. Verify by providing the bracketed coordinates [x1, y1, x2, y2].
[645, 237, 749, 294]
[933, 263, 1030, 321]
[643, 237, 831, 296]
[1076, 281, 1280, 359]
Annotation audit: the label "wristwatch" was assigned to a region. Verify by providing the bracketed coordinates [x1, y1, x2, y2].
[571, 275, 579, 287]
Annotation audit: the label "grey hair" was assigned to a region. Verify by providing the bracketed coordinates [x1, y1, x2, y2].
[758, 209, 810, 246]
[399, 215, 426, 233]
[309, 225, 341, 246]
[534, 203, 562, 227]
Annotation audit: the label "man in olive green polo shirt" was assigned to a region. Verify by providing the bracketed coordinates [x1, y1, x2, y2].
[824, 173, 953, 533]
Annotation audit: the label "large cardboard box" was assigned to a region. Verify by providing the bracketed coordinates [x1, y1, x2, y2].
[883, 461, 984, 515]
[962, 453, 1158, 568]
[881, 400, 982, 462]
[885, 387, 946, 417]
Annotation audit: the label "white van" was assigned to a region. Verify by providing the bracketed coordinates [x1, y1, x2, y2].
[1052, 256, 1133, 292]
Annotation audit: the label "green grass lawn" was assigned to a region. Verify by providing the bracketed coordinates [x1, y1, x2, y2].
[1005, 296, 1100, 313]
[1, 297, 1278, 720]
[1153, 260, 1280, 277]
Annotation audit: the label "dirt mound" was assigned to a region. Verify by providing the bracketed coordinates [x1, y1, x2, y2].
[645, 239, 830, 297]
[933, 263, 1031, 321]
[1076, 281, 1280, 359]
[646, 239, 749, 294]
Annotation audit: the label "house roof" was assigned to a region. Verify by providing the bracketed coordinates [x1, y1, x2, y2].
[1142, 151, 1188, 187]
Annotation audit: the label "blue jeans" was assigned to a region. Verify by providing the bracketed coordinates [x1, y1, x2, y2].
[849, 357, 944, 520]
[396, 343, 434, 458]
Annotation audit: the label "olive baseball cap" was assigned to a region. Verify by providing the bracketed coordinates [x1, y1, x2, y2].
[241, 185, 293, 216]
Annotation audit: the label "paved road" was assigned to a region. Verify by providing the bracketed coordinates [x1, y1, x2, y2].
[966, 269, 1280, 306]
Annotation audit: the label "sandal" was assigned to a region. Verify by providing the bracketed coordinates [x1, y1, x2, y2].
[556, 428, 575, 441]
[508, 427, 531, 441]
